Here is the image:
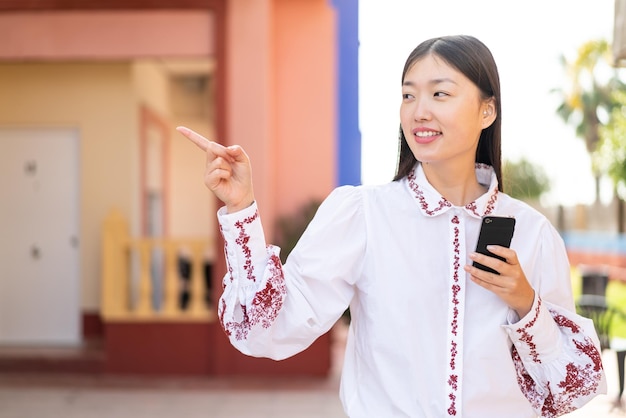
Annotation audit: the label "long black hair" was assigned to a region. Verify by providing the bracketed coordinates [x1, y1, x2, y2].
[393, 35, 503, 192]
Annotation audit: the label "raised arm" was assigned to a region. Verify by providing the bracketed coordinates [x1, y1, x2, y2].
[176, 126, 358, 360]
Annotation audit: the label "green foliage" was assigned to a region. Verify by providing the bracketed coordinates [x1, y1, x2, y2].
[502, 158, 550, 201]
[552, 38, 626, 203]
[597, 90, 626, 198]
[552, 39, 623, 157]
[275, 199, 322, 264]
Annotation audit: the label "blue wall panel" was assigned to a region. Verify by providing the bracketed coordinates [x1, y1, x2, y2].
[332, 0, 361, 186]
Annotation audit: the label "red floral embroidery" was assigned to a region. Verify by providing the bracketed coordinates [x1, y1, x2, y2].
[464, 201, 478, 215]
[449, 341, 458, 369]
[219, 211, 287, 341]
[447, 217, 461, 416]
[448, 373, 458, 390]
[551, 310, 582, 334]
[483, 189, 498, 215]
[516, 297, 542, 363]
[451, 285, 460, 337]
[447, 391, 457, 416]
[572, 338, 603, 373]
[220, 224, 234, 285]
[511, 306, 604, 417]
[407, 164, 498, 218]
[253, 254, 287, 329]
[234, 211, 260, 282]
[407, 169, 452, 216]
[222, 254, 286, 340]
[465, 188, 498, 216]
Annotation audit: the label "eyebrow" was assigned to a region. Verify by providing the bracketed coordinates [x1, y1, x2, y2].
[402, 78, 458, 87]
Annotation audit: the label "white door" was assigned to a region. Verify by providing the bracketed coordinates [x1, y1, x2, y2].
[0, 128, 80, 346]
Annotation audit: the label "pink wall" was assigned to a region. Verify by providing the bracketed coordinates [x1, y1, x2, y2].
[226, 0, 277, 232]
[0, 11, 214, 60]
[274, 0, 336, 217]
[226, 0, 336, 238]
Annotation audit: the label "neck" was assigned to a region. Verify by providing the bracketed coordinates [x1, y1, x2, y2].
[421, 161, 486, 206]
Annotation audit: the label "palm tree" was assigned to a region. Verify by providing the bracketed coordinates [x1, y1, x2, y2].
[597, 89, 626, 232]
[598, 90, 626, 189]
[553, 39, 625, 202]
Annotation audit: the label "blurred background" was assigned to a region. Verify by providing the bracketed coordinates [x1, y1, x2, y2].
[1, 0, 626, 417]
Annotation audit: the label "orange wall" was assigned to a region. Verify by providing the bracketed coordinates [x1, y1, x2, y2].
[226, 0, 276, 232]
[226, 0, 336, 238]
[274, 0, 336, 219]
[0, 11, 214, 60]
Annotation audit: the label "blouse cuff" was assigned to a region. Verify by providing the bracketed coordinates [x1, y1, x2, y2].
[218, 202, 269, 288]
[502, 295, 562, 364]
[217, 200, 257, 219]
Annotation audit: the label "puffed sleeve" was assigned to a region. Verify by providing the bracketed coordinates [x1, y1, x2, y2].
[216, 186, 364, 360]
[503, 222, 607, 417]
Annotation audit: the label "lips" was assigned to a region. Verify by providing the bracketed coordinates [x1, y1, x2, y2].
[412, 128, 441, 144]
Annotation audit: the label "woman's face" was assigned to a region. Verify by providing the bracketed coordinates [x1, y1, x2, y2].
[400, 54, 495, 168]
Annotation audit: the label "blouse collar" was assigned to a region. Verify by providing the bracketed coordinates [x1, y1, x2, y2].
[405, 163, 499, 219]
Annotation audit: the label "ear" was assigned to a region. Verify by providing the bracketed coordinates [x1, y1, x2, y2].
[481, 100, 496, 129]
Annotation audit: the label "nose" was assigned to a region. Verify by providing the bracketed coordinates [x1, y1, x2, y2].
[413, 99, 431, 121]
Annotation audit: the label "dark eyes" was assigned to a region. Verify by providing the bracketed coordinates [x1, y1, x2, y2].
[402, 92, 449, 99]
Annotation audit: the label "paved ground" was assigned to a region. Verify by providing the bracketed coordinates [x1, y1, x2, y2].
[0, 324, 624, 418]
[0, 366, 622, 418]
[0, 373, 345, 418]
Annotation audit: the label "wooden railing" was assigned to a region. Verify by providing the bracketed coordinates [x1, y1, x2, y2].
[101, 209, 216, 322]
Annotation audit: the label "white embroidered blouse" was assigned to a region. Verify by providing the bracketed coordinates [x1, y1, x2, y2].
[216, 163, 606, 418]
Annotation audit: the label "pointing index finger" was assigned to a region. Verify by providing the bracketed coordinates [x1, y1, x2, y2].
[176, 126, 241, 164]
[176, 126, 211, 152]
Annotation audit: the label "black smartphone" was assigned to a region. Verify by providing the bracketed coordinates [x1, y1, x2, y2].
[472, 216, 516, 274]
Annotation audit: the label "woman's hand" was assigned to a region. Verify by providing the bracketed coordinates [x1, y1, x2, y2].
[464, 245, 535, 318]
[176, 126, 255, 213]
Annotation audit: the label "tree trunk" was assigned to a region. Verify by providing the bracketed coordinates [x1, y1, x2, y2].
[618, 196, 625, 234]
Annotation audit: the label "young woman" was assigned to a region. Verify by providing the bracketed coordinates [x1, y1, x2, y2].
[177, 35, 606, 418]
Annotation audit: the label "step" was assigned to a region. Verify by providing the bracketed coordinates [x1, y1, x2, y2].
[0, 339, 105, 374]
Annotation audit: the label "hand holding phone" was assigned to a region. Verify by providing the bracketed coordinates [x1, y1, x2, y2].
[472, 216, 516, 274]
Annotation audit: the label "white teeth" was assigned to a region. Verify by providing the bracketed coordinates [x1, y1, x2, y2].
[415, 131, 440, 137]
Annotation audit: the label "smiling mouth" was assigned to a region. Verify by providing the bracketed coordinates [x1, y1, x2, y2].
[414, 131, 441, 138]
